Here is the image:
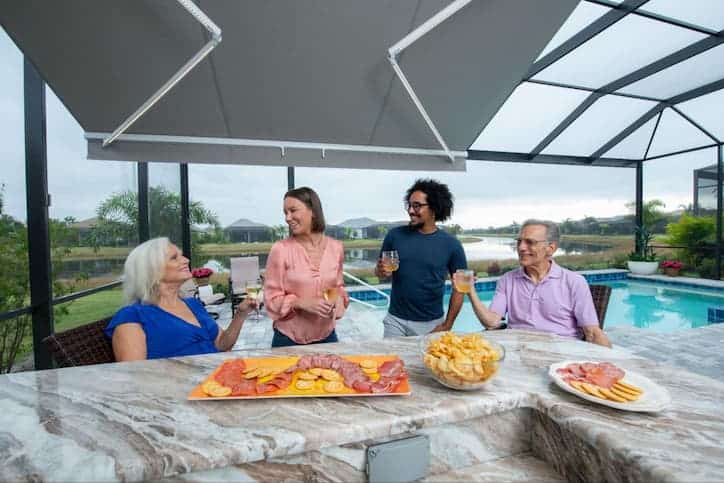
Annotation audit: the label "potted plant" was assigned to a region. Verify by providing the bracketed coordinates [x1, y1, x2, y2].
[627, 225, 658, 275]
[192, 267, 214, 286]
[661, 260, 683, 277]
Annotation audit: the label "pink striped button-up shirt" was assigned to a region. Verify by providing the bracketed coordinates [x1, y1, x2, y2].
[263, 236, 349, 344]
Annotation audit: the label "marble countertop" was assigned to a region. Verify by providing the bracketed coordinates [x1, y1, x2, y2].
[2, 329, 723, 482]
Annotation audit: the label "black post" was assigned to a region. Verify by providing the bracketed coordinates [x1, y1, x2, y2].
[635, 160, 643, 254]
[138, 162, 150, 242]
[287, 166, 295, 191]
[24, 58, 54, 370]
[717, 145, 722, 280]
[180, 163, 191, 259]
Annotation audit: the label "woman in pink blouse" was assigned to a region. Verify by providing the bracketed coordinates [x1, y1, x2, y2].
[264, 187, 349, 347]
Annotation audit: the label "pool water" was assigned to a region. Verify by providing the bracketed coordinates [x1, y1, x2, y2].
[447, 280, 723, 334]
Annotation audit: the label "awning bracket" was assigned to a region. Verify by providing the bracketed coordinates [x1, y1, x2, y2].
[387, 0, 473, 163]
[102, 0, 222, 148]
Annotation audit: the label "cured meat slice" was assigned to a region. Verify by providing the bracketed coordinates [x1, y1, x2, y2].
[230, 379, 257, 396]
[352, 380, 372, 393]
[378, 360, 404, 378]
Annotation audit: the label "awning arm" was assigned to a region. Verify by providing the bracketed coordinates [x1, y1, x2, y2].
[103, 0, 222, 148]
[388, 0, 473, 163]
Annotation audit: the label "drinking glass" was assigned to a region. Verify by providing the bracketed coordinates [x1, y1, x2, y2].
[381, 250, 400, 272]
[245, 278, 262, 319]
[454, 269, 474, 294]
[323, 284, 339, 318]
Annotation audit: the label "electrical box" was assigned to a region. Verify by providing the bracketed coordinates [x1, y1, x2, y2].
[366, 435, 430, 483]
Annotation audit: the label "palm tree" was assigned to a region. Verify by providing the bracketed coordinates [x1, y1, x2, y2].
[91, 186, 219, 248]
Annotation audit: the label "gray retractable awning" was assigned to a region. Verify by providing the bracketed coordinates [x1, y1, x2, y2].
[0, 0, 577, 171]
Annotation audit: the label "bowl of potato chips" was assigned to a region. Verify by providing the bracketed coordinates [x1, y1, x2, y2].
[420, 331, 504, 391]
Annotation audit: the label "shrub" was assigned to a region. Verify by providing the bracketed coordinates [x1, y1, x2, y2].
[487, 261, 501, 275]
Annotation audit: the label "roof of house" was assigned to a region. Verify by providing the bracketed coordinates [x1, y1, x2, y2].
[336, 217, 379, 229]
[225, 218, 269, 230]
[71, 217, 98, 229]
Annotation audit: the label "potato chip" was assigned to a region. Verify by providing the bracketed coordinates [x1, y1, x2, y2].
[424, 332, 501, 387]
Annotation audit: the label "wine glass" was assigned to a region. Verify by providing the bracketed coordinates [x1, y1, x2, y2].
[381, 250, 399, 272]
[245, 278, 262, 320]
[323, 284, 339, 318]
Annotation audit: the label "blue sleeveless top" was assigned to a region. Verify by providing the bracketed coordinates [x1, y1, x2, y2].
[105, 297, 220, 359]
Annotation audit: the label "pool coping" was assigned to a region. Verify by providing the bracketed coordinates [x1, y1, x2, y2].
[346, 269, 724, 302]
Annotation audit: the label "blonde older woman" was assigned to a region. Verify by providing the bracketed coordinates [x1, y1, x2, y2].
[105, 238, 257, 361]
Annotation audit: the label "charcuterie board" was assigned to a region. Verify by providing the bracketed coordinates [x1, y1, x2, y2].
[188, 354, 410, 400]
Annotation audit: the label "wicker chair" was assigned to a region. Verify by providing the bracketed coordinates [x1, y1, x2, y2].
[42, 317, 115, 367]
[589, 284, 612, 329]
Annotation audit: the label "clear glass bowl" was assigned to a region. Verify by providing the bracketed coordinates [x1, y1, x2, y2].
[419, 331, 505, 391]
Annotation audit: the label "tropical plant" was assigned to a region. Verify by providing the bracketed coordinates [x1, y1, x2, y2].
[665, 214, 716, 271]
[629, 224, 657, 262]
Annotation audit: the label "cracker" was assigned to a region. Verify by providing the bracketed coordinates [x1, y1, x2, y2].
[359, 359, 377, 369]
[323, 380, 344, 392]
[598, 387, 627, 403]
[295, 379, 314, 390]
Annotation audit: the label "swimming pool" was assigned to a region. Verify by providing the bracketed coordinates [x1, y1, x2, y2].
[447, 280, 723, 333]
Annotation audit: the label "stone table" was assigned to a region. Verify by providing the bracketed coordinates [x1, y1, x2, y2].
[1, 330, 723, 482]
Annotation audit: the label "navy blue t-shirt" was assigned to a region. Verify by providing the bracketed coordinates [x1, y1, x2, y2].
[381, 226, 467, 321]
[105, 298, 220, 359]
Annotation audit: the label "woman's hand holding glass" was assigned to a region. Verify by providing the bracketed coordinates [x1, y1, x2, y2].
[295, 296, 335, 318]
[245, 278, 263, 320]
[234, 296, 259, 320]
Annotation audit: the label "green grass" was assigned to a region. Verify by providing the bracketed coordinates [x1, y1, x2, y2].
[12, 288, 124, 368]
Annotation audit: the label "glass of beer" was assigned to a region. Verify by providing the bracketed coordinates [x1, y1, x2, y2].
[245, 278, 262, 319]
[381, 250, 400, 272]
[454, 269, 474, 294]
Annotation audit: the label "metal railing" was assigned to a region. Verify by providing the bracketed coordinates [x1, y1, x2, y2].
[343, 271, 389, 309]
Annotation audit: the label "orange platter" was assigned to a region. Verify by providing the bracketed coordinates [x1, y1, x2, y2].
[188, 354, 411, 400]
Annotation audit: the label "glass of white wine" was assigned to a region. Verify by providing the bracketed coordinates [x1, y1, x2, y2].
[323, 284, 339, 318]
[453, 269, 474, 294]
[245, 278, 262, 320]
[381, 250, 399, 273]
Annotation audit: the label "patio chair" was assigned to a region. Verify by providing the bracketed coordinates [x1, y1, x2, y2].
[42, 317, 115, 367]
[229, 256, 260, 312]
[589, 284, 612, 329]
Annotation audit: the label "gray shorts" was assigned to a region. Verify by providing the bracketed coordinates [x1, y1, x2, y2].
[383, 313, 444, 338]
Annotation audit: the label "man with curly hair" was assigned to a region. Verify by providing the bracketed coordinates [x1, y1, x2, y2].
[376, 179, 467, 336]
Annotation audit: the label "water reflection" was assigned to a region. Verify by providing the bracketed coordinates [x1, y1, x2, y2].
[59, 237, 612, 278]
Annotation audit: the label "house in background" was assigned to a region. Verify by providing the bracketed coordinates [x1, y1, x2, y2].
[224, 218, 271, 243]
[70, 217, 98, 244]
[328, 218, 407, 239]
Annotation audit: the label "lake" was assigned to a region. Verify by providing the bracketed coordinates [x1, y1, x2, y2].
[58, 237, 611, 278]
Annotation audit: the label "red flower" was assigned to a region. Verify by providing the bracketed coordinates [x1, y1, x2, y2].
[660, 260, 682, 269]
[192, 267, 214, 278]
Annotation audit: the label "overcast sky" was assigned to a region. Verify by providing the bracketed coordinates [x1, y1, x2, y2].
[1, 18, 718, 229]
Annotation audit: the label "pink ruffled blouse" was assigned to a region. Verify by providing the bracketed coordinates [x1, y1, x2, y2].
[263, 236, 349, 344]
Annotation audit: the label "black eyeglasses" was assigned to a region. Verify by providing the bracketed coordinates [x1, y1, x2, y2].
[405, 201, 429, 212]
[515, 238, 549, 247]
